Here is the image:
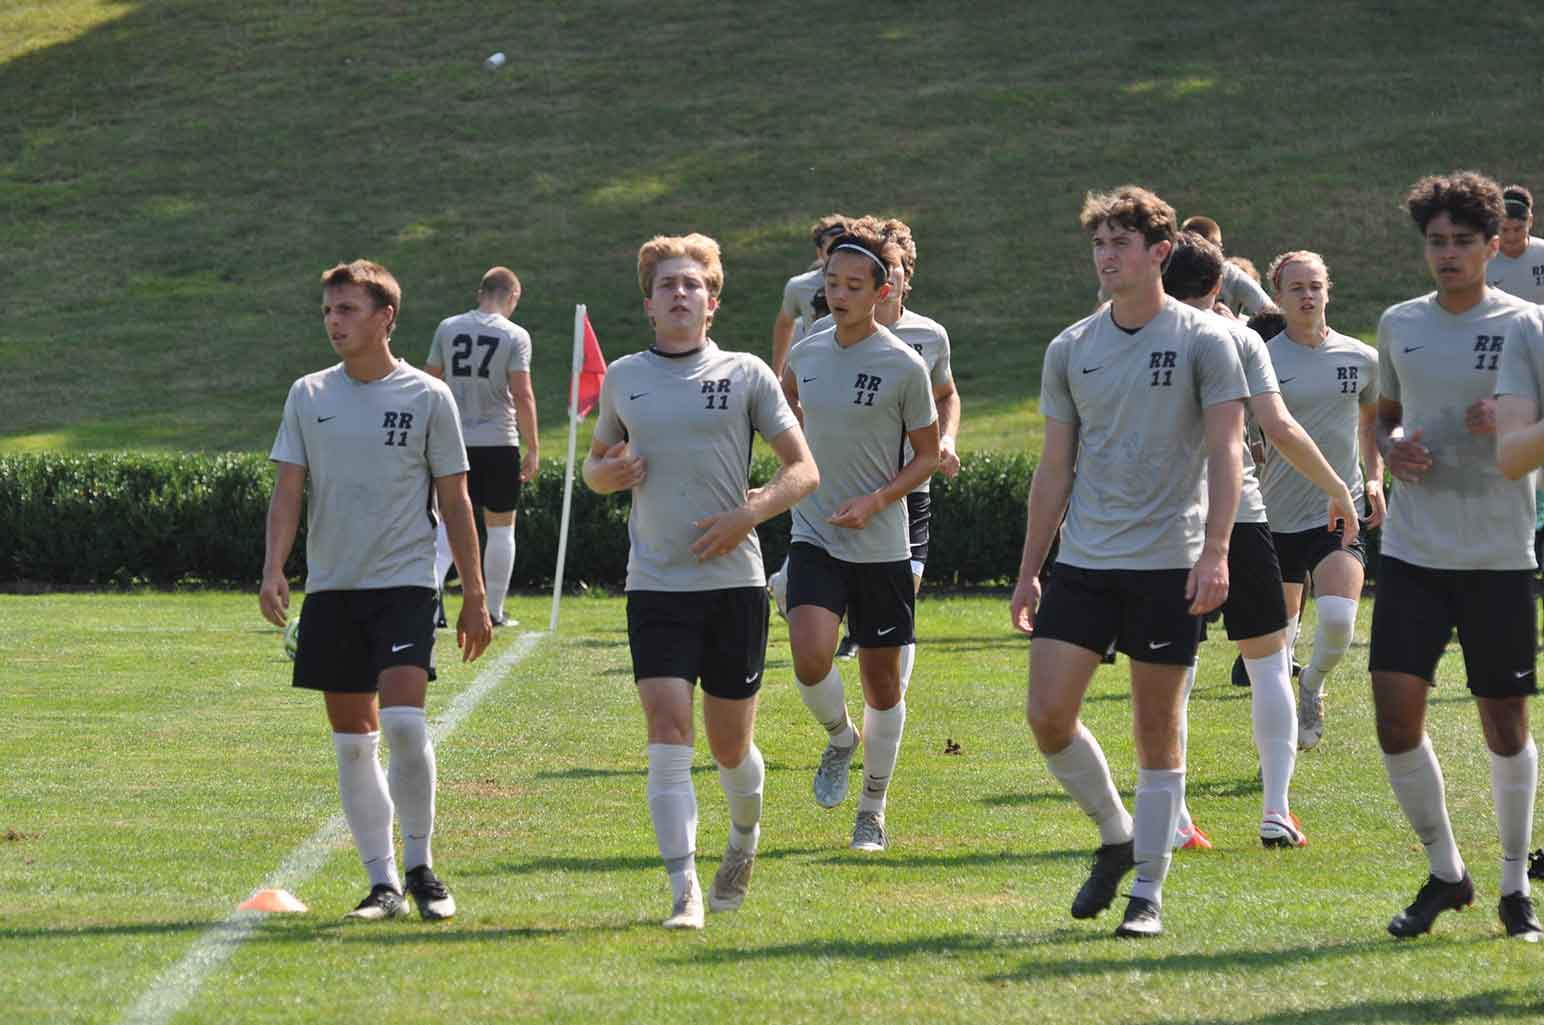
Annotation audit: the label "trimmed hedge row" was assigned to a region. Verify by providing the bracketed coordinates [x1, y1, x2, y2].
[0, 451, 1038, 588]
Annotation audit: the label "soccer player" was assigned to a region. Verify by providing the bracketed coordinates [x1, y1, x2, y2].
[1011, 186, 1248, 938]
[583, 234, 818, 930]
[1162, 233, 1360, 849]
[1181, 215, 1273, 315]
[771, 213, 849, 379]
[1488, 185, 1544, 303]
[1371, 171, 1542, 941]
[1259, 250, 1384, 752]
[782, 223, 939, 854]
[259, 259, 493, 921]
[425, 267, 539, 628]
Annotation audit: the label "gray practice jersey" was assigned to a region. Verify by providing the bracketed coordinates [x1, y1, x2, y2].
[782, 267, 823, 349]
[1220, 260, 1271, 315]
[593, 341, 798, 592]
[787, 325, 937, 563]
[424, 310, 533, 447]
[1220, 317, 1276, 525]
[270, 361, 468, 593]
[1040, 297, 1249, 570]
[1488, 238, 1544, 304]
[1260, 329, 1378, 533]
[1377, 289, 1538, 570]
[808, 308, 954, 494]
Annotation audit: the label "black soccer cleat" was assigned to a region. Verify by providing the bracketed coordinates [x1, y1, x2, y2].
[1528, 848, 1544, 880]
[1387, 872, 1474, 938]
[1231, 654, 1250, 688]
[1114, 895, 1162, 938]
[1071, 840, 1135, 919]
[404, 864, 457, 920]
[343, 884, 406, 921]
[1499, 892, 1543, 941]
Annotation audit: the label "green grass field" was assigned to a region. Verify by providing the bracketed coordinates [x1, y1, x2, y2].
[4, 3, 1544, 458]
[5, 591, 1544, 1024]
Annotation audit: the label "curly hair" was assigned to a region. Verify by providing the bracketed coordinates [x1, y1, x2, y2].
[823, 221, 902, 290]
[1079, 186, 1178, 248]
[1406, 171, 1505, 239]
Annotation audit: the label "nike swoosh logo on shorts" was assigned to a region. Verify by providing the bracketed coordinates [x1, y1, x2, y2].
[876, 626, 896, 636]
[1148, 640, 1172, 650]
[745, 672, 760, 684]
[1516, 669, 1535, 678]
[391, 642, 414, 653]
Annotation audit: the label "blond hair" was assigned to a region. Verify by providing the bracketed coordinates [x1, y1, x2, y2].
[637, 233, 725, 298]
[1266, 250, 1331, 294]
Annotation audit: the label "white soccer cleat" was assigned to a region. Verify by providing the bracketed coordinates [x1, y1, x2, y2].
[1297, 672, 1325, 750]
[663, 876, 705, 930]
[708, 843, 756, 912]
[813, 736, 857, 808]
[850, 810, 888, 852]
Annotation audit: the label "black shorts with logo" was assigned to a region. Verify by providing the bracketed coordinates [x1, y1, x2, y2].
[293, 586, 438, 693]
[1368, 555, 1538, 697]
[786, 541, 915, 647]
[906, 491, 932, 565]
[1033, 563, 1203, 666]
[466, 445, 521, 514]
[1221, 522, 1288, 641]
[626, 587, 769, 700]
[1272, 520, 1367, 584]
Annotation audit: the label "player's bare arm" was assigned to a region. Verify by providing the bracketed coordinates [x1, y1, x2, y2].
[779, 366, 804, 427]
[1375, 396, 1432, 483]
[692, 424, 819, 561]
[771, 311, 797, 380]
[1250, 392, 1359, 545]
[434, 472, 492, 662]
[511, 369, 540, 481]
[827, 420, 940, 530]
[1496, 394, 1544, 480]
[935, 380, 961, 479]
[582, 438, 646, 494]
[259, 461, 306, 628]
[1188, 399, 1244, 614]
[1010, 416, 1076, 635]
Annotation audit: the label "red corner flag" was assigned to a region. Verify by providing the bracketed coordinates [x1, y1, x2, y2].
[575, 312, 606, 418]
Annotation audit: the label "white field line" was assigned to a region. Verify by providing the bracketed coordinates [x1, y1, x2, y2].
[118, 631, 546, 1025]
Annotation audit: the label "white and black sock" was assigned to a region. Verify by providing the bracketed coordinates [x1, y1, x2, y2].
[1491, 737, 1538, 896]
[1044, 723, 1132, 846]
[858, 702, 907, 815]
[380, 706, 436, 872]
[1130, 768, 1184, 907]
[717, 744, 764, 853]
[647, 743, 698, 901]
[1384, 735, 1464, 883]
[1248, 647, 1297, 817]
[1300, 595, 1357, 697]
[1173, 660, 1198, 836]
[898, 643, 917, 698]
[797, 665, 855, 748]
[333, 731, 399, 891]
[483, 523, 515, 622]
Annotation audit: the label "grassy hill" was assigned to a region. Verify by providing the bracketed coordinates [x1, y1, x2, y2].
[4, 2, 1542, 457]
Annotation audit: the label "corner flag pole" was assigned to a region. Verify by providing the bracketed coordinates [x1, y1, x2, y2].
[549, 304, 586, 633]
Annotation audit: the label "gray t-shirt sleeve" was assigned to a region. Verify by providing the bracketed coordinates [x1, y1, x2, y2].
[1196, 328, 1250, 407]
[1240, 328, 1278, 397]
[781, 276, 804, 319]
[1039, 338, 1076, 423]
[426, 384, 470, 477]
[749, 358, 800, 440]
[509, 329, 533, 374]
[425, 324, 446, 369]
[270, 382, 308, 467]
[593, 371, 625, 448]
[1376, 309, 1401, 403]
[1222, 262, 1271, 315]
[1361, 349, 1380, 406]
[902, 359, 938, 433]
[1497, 311, 1544, 405]
[931, 327, 954, 388]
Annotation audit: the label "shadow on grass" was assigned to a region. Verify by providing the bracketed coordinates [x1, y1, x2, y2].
[1141, 990, 1544, 1025]
[489, 846, 1088, 878]
[0, 920, 213, 941]
[244, 919, 649, 945]
[980, 789, 1076, 807]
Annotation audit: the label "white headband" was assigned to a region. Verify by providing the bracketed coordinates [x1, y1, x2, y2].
[831, 243, 887, 275]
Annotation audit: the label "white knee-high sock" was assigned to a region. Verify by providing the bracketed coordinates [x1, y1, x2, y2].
[798, 665, 855, 747]
[1284, 613, 1301, 664]
[433, 519, 454, 590]
[1301, 595, 1357, 695]
[333, 731, 399, 891]
[1492, 737, 1538, 896]
[898, 643, 917, 697]
[483, 523, 515, 621]
[1247, 647, 1297, 816]
[717, 744, 764, 852]
[858, 702, 907, 814]
[380, 707, 436, 871]
[1131, 768, 1185, 906]
[647, 743, 698, 901]
[1173, 660, 1198, 835]
[1044, 723, 1133, 845]
[1384, 735, 1464, 883]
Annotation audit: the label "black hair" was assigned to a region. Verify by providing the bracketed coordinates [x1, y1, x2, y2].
[1161, 231, 1225, 301]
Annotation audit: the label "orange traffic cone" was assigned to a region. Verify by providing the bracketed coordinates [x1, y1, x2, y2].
[238, 888, 308, 913]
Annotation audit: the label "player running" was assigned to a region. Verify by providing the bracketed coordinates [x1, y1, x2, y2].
[1012, 187, 1248, 938]
[260, 259, 492, 922]
[425, 267, 539, 628]
[783, 222, 940, 853]
[1488, 185, 1544, 303]
[772, 213, 850, 379]
[1371, 171, 1543, 941]
[583, 234, 818, 929]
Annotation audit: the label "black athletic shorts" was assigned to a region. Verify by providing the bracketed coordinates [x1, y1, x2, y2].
[466, 445, 521, 514]
[293, 587, 438, 693]
[1221, 522, 1288, 641]
[1368, 555, 1538, 697]
[1272, 521, 1367, 585]
[1033, 563, 1203, 666]
[786, 541, 915, 647]
[906, 491, 932, 566]
[626, 587, 769, 700]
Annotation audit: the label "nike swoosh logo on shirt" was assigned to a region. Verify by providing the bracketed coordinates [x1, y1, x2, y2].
[876, 626, 896, 636]
[1148, 640, 1172, 650]
[802, 376, 818, 383]
[317, 416, 337, 423]
[629, 392, 650, 400]
[391, 642, 415, 653]
[1403, 346, 1425, 353]
[1081, 367, 1102, 375]
[1278, 378, 1296, 384]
